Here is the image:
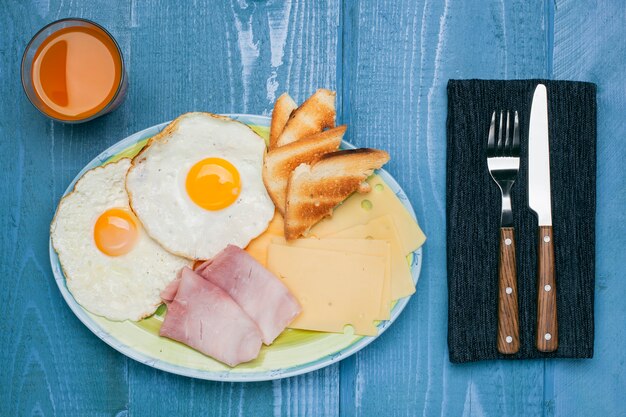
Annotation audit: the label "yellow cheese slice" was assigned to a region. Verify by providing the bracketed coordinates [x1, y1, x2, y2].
[267, 244, 386, 336]
[271, 237, 392, 319]
[321, 215, 415, 300]
[310, 175, 426, 255]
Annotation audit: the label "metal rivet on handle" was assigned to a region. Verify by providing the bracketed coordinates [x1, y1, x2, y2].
[543, 235, 550, 243]
[505, 238, 512, 245]
[506, 336, 513, 343]
[506, 287, 513, 294]
[545, 333, 552, 341]
[544, 284, 552, 292]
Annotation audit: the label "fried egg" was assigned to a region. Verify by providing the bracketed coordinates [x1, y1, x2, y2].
[51, 158, 191, 321]
[125, 112, 275, 260]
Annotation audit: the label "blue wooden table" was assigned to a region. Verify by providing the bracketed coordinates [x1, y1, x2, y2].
[2, 1, 624, 416]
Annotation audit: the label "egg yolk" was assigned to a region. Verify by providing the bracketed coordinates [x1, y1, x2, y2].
[186, 157, 241, 210]
[93, 208, 139, 256]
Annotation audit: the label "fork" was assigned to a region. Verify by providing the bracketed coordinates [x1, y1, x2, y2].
[487, 110, 521, 354]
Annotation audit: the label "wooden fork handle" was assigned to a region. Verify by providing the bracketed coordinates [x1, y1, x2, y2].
[536, 226, 558, 352]
[497, 227, 520, 354]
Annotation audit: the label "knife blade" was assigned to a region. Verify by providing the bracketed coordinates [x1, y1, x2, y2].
[528, 83, 558, 352]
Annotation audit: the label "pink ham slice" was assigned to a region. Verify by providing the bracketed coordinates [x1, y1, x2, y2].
[196, 245, 301, 345]
[159, 267, 262, 367]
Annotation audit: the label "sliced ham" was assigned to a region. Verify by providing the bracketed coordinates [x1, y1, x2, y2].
[195, 245, 301, 345]
[159, 267, 262, 367]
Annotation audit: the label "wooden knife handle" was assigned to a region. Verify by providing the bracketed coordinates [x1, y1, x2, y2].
[536, 225, 558, 352]
[497, 227, 520, 354]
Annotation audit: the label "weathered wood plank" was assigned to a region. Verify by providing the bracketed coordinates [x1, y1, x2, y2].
[126, 0, 340, 123]
[339, 1, 547, 416]
[125, 354, 339, 417]
[549, 1, 626, 416]
[125, 0, 341, 416]
[0, 1, 134, 416]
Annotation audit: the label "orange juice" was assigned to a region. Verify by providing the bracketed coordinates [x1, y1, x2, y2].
[30, 25, 123, 121]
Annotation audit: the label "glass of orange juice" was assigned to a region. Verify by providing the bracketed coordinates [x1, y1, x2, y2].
[21, 18, 127, 123]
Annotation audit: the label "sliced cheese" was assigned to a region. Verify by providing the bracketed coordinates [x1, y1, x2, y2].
[246, 176, 426, 268]
[310, 175, 426, 255]
[267, 244, 386, 336]
[321, 215, 415, 300]
[271, 237, 392, 319]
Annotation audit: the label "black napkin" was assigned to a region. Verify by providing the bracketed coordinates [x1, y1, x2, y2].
[446, 79, 596, 363]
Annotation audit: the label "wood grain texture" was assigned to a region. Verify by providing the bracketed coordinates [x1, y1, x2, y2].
[1, 1, 341, 416]
[1, 2, 133, 417]
[535, 226, 557, 352]
[127, 1, 342, 416]
[549, 1, 626, 416]
[1, 0, 625, 416]
[497, 227, 520, 355]
[339, 1, 547, 416]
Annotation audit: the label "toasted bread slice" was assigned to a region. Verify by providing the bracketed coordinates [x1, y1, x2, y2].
[269, 93, 297, 150]
[284, 148, 390, 240]
[276, 89, 336, 147]
[263, 125, 346, 214]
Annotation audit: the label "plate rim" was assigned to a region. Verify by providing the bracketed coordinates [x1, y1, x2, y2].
[49, 113, 423, 382]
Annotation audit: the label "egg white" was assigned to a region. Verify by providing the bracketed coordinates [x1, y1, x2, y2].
[125, 113, 275, 260]
[51, 158, 191, 321]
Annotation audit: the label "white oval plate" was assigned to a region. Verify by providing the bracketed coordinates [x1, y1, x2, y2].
[50, 114, 423, 381]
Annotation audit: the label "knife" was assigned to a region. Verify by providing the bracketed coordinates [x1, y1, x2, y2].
[528, 84, 558, 352]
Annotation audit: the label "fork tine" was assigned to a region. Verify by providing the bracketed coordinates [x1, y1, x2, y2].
[504, 111, 511, 154]
[487, 111, 496, 156]
[512, 111, 520, 154]
[497, 111, 504, 153]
